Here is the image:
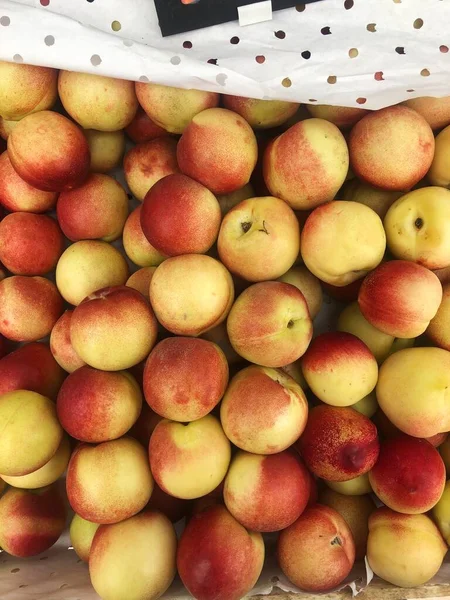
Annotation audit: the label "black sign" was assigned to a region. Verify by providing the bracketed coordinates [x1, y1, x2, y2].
[155, 0, 321, 37]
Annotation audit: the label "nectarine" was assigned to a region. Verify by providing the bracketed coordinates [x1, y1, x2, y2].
[178, 505, 264, 600]
[141, 173, 221, 256]
[297, 405, 379, 481]
[89, 511, 177, 600]
[301, 332, 378, 407]
[0, 484, 66, 557]
[0, 342, 65, 399]
[149, 415, 231, 499]
[301, 201, 386, 286]
[0, 212, 63, 275]
[56, 240, 129, 306]
[135, 82, 219, 134]
[227, 281, 312, 367]
[369, 435, 445, 514]
[150, 255, 234, 336]
[358, 260, 442, 338]
[57, 366, 142, 442]
[50, 310, 86, 373]
[0, 390, 63, 477]
[124, 137, 179, 202]
[218, 196, 300, 282]
[144, 337, 228, 422]
[66, 437, 153, 524]
[59, 71, 138, 131]
[278, 504, 355, 592]
[367, 507, 447, 587]
[177, 108, 258, 194]
[0, 150, 57, 213]
[8, 111, 90, 192]
[0, 275, 63, 341]
[70, 286, 158, 371]
[263, 119, 349, 210]
[224, 450, 310, 532]
[0, 60, 57, 120]
[220, 365, 308, 454]
[349, 106, 434, 191]
[57, 174, 128, 242]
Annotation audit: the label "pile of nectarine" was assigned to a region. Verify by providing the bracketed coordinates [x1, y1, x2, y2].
[2, 57, 450, 600]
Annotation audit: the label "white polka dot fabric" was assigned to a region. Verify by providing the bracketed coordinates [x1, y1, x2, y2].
[1, 0, 450, 108]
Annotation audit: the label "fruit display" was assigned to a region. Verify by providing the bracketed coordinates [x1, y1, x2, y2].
[1, 58, 450, 600]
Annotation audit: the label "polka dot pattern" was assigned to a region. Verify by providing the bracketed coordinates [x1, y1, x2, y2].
[216, 73, 227, 85]
[0, 0, 448, 110]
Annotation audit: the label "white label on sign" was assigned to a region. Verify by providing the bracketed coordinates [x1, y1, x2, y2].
[238, 1, 273, 26]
